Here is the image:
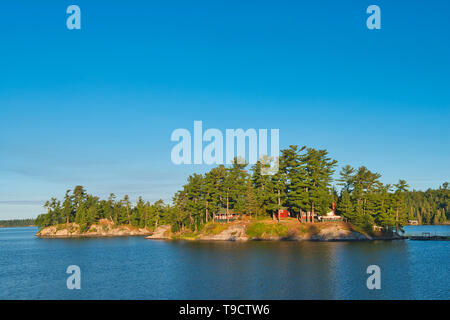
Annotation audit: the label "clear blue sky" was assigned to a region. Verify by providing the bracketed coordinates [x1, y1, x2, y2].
[1, 1, 449, 219]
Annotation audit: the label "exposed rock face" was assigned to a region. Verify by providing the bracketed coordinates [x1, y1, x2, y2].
[145, 225, 171, 239]
[36, 220, 151, 238]
[146, 224, 249, 241]
[305, 223, 371, 241]
[198, 225, 248, 241]
[308, 229, 370, 241]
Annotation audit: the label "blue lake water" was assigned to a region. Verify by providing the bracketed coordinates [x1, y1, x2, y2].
[0, 226, 449, 299]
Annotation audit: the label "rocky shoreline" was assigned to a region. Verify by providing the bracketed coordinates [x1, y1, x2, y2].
[36, 220, 151, 238]
[145, 220, 403, 242]
[36, 219, 402, 241]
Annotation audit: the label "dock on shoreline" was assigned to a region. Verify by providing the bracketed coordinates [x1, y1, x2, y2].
[405, 232, 450, 241]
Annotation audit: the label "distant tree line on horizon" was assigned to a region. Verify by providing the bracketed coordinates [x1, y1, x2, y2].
[404, 183, 449, 225]
[34, 145, 449, 233]
[0, 218, 35, 227]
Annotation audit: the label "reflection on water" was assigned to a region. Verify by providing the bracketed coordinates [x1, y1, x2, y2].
[0, 226, 448, 299]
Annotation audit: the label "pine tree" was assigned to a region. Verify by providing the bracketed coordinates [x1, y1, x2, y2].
[337, 189, 353, 221]
[393, 179, 409, 231]
[282, 145, 308, 222]
[62, 189, 74, 224]
[304, 148, 337, 222]
[245, 179, 258, 217]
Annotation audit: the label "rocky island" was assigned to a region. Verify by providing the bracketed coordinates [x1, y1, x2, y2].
[36, 219, 151, 238]
[34, 141, 449, 241]
[36, 217, 400, 241]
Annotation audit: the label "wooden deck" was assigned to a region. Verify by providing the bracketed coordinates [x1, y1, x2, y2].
[406, 232, 450, 241]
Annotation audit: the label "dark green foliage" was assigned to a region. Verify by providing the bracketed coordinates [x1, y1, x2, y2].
[172, 148, 337, 227]
[334, 167, 448, 230]
[35, 185, 171, 230]
[404, 183, 449, 225]
[335, 166, 402, 231]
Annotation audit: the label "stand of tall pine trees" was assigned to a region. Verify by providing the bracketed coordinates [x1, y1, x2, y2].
[35, 145, 449, 233]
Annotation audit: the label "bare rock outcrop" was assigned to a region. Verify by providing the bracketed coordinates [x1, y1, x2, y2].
[145, 225, 171, 239]
[36, 220, 151, 238]
[198, 224, 248, 241]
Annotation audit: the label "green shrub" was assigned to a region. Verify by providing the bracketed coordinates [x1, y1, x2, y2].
[79, 223, 90, 233]
[172, 230, 199, 240]
[246, 222, 288, 238]
[171, 224, 181, 233]
[204, 222, 229, 235]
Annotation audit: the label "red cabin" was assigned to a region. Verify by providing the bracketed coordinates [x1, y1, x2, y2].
[276, 209, 290, 219]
